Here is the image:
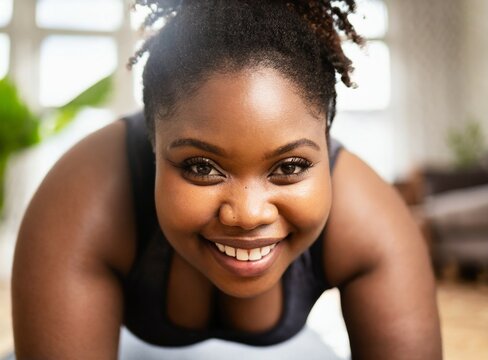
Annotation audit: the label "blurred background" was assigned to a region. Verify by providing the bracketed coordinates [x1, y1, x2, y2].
[0, 0, 487, 358]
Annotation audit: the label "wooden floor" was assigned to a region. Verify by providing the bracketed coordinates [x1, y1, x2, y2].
[1, 279, 487, 359]
[437, 280, 488, 359]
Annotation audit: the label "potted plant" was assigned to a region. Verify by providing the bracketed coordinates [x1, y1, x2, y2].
[0, 75, 113, 217]
[447, 120, 486, 170]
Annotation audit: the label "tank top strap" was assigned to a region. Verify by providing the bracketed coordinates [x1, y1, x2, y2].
[308, 136, 344, 290]
[328, 137, 343, 174]
[121, 111, 158, 256]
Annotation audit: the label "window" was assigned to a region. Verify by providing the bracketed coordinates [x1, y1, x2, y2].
[336, 0, 390, 111]
[40, 35, 117, 106]
[0, 33, 9, 79]
[0, 0, 13, 27]
[36, 0, 123, 31]
[331, 0, 394, 182]
[0, 0, 12, 78]
[4, 0, 137, 113]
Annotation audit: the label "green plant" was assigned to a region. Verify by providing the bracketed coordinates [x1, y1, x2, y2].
[0, 75, 113, 216]
[446, 120, 486, 169]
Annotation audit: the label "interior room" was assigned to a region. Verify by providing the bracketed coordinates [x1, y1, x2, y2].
[1, 0, 487, 359]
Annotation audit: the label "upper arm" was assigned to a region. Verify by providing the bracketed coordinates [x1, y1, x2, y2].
[12, 120, 136, 359]
[323, 151, 442, 360]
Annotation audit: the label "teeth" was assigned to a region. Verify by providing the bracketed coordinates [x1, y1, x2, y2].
[216, 243, 225, 252]
[260, 246, 270, 256]
[248, 248, 262, 261]
[236, 248, 249, 261]
[214, 242, 278, 262]
[224, 245, 236, 257]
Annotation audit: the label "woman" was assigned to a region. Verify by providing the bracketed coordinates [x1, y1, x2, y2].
[11, 1, 442, 358]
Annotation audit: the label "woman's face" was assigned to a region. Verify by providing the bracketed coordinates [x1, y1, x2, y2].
[154, 66, 332, 298]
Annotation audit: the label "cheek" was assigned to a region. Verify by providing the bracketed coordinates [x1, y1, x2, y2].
[154, 167, 220, 233]
[278, 169, 332, 233]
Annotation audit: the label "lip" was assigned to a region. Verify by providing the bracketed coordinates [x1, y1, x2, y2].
[202, 235, 285, 278]
[203, 236, 286, 250]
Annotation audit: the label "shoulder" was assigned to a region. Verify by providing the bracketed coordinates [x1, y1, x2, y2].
[322, 149, 427, 287]
[320, 150, 441, 358]
[16, 119, 136, 275]
[12, 119, 137, 356]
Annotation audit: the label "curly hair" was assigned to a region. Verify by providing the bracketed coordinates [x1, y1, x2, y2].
[128, 0, 363, 145]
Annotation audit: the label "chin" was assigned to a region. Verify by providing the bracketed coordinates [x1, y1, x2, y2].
[208, 264, 285, 299]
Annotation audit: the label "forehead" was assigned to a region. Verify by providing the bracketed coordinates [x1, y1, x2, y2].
[156, 67, 326, 152]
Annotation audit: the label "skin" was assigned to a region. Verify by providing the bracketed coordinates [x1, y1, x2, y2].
[11, 66, 442, 359]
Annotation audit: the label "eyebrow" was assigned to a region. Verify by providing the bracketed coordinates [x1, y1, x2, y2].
[168, 137, 320, 158]
[168, 138, 226, 156]
[264, 138, 321, 159]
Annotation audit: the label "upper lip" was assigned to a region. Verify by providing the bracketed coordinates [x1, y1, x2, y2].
[201, 235, 287, 249]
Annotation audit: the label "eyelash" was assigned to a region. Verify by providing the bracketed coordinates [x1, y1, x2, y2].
[179, 157, 224, 181]
[270, 157, 313, 180]
[176, 157, 313, 183]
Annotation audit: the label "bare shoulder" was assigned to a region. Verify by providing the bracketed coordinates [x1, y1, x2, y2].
[321, 149, 441, 358]
[17, 119, 136, 273]
[322, 149, 428, 288]
[12, 119, 136, 357]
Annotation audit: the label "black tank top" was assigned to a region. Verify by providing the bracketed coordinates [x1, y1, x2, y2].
[121, 111, 343, 347]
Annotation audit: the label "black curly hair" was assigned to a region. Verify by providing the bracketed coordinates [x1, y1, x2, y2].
[128, 0, 363, 146]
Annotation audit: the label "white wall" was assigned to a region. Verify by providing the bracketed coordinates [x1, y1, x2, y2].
[388, 0, 465, 175]
[462, 0, 488, 140]
[333, 0, 488, 182]
[387, 0, 488, 176]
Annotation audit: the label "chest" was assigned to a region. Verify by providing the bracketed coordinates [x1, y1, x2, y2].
[166, 252, 284, 333]
[123, 231, 328, 346]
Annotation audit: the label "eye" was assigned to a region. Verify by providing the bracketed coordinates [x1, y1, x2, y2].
[188, 163, 220, 176]
[179, 157, 225, 183]
[270, 157, 313, 181]
[274, 163, 302, 175]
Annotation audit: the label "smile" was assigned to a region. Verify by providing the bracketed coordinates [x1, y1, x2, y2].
[213, 242, 278, 262]
[201, 235, 287, 277]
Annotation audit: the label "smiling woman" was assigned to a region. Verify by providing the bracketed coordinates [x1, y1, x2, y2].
[153, 68, 331, 300]
[11, 1, 442, 359]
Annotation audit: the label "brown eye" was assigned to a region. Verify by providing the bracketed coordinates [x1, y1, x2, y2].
[191, 163, 214, 175]
[279, 163, 299, 175]
[179, 157, 225, 184]
[270, 157, 313, 184]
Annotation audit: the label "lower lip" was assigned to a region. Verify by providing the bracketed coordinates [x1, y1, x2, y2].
[203, 237, 284, 278]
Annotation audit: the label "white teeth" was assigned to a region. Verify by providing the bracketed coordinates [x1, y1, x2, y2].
[248, 248, 262, 261]
[216, 243, 225, 252]
[214, 242, 279, 261]
[236, 248, 249, 261]
[225, 245, 236, 257]
[260, 246, 271, 256]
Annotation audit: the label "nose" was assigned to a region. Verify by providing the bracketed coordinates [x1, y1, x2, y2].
[219, 184, 278, 230]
